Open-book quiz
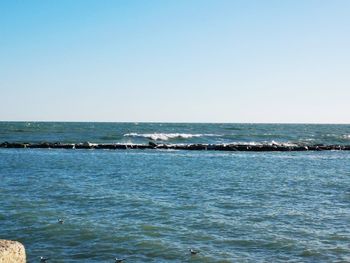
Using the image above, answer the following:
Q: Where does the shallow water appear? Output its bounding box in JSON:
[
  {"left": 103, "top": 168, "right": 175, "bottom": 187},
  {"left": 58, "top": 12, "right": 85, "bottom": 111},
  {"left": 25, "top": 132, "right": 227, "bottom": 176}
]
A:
[{"left": 1, "top": 123, "right": 350, "bottom": 262}]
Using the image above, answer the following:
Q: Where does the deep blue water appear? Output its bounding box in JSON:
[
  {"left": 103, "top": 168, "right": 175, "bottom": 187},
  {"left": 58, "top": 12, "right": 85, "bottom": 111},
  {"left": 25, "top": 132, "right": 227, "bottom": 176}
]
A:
[{"left": 0, "top": 122, "right": 350, "bottom": 262}]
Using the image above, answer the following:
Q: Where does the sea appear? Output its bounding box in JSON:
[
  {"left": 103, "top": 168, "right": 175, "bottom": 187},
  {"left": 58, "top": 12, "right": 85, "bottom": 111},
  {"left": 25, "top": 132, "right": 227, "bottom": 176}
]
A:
[{"left": 0, "top": 122, "right": 349, "bottom": 262}]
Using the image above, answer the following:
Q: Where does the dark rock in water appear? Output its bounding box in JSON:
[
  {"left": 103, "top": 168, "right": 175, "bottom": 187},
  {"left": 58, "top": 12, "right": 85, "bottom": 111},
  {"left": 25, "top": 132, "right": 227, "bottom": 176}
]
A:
[
  {"left": 154, "top": 144, "right": 167, "bottom": 149},
  {"left": 40, "top": 256, "right": 49, "bottom": 262},
  {"left": 82, "top": 141, "right": 91, "bottom": 147},
  {"left": 336, "top": 145, "right": 344, "bottom": 150},
  {"left": 0, "top": 141, "right": 9, "bottom": 147},
  {"left": 206, "top": 144, "right": 216, "bottom": 150},
  {"left": 97, "top": 144, "right": 117, "bottom": 149},
  {"left": 212, "top": 145, "right": 226, "bottom": 151},
  {"left": 1, "top": 141, "right": 350, "bottom": 152},
  {"left": 128, "top": 144, "right": 138, "bottom": 149},
  {"left": 60, "top": 144, "right": 74, "bottom": 149},
  {"left": 5, "top": 142, "right": 27, "bottom": 148},
  {"left": 307, "top": 145, "right": 324, "bottom": 151},
  {"left": 75, "top": 144, "right": 90, "bottom": 149},
  {"left": 186, "top": 144, "right": 207, "bottom": 150},
  {"left": 162, "top": 144, "right": 169, "bottom": 149},
  {"left": 28, "top": 143, "right": 45, "bottom": 148},
  {"left": 49, "top": 142, "right": 74, "bottom": 149},
  {"left": 255, "top": 145, "right": 271, "bottom": 151},
  {"left": 291, "top": 146, "right": 308, "bottom": 151},
  {"left": 232, "top": 145, "right": 244, "bottom": 151},
  {"left": 225, "top": 145, "right": 238, "bottom": 151},
  {"left": 314, "top": 144, "right": 324, "bottom": 147},
  {"left": 149, "top": 141, "right": 157, "bottom": 148},
  {"left": 138, "top": 145, "right": 152, "bottom": 149},
  {"left": 115, "top": 144, "right": 128, "bottom": 149},
  {"left": 75, "top": 142, "right": 96, "bottom": 149},
  {"left": 39, "top": 142, "right": 51, "bottom": 148},
  {"left": 173, "top": 145, "right": 188, "bottom": 150}
]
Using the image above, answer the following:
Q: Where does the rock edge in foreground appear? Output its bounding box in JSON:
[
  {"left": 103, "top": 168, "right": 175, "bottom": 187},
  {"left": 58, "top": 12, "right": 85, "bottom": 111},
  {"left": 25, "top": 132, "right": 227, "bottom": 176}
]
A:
[{"left": 0, "top": 239, "right": 26, "bottom": 263}]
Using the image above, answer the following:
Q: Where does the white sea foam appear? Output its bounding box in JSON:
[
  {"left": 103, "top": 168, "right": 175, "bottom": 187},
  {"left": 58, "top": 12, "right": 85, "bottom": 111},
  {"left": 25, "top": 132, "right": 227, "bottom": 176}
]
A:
[
  {"left": 225, "top": 141, "right": 299, "bottom": 147},
  {"left": 123, "top": 133, "right": 217, "bottom": 141},
  {"left": 269, "top": 140, "right": 298, "bottom": 147}
]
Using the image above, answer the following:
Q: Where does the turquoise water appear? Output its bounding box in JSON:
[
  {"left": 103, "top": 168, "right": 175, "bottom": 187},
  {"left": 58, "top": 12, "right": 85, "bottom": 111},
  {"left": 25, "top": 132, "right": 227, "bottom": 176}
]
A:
[{"left": 1, "top": 123, "right": 350, "bottom": 262}]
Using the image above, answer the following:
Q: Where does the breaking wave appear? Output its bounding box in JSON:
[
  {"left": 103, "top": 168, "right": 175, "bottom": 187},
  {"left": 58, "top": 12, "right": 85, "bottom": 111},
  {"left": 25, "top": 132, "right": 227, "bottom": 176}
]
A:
[
  {"left": 216, "top": 140, "right": 299, "bottom": 147},
  {"left": 123, "top": 133, "right": 218, "bottom": 141}
]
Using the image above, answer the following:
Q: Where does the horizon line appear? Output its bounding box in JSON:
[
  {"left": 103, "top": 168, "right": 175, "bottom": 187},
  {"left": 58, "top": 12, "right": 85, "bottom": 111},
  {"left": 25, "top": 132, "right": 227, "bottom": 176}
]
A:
[{"left": 0, "top": 120, "right": 349, "bottom": 125}]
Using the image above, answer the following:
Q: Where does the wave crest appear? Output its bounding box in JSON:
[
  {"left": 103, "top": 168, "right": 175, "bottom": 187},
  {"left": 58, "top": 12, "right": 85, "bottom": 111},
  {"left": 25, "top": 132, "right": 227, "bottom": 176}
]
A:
[{"left": 123, "top": 133, "right": 216, "bottom": 141}]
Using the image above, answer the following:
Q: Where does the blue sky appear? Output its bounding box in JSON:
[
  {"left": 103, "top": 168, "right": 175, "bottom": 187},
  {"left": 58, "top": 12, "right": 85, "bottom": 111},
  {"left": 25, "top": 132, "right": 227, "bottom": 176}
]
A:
[{"left": 1, "top": 0, "right": 349, "bottom": 123}]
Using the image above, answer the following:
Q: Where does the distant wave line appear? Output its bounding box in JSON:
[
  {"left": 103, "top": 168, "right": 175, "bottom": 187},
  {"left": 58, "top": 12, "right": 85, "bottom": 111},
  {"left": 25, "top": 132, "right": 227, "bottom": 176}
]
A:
[{"left": 123, "top": 133, "right": 220, "bottom": 141}]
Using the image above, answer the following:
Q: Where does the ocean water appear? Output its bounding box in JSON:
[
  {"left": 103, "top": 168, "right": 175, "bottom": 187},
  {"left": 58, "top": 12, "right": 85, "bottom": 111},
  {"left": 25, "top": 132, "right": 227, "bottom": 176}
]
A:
[
  {"left": 0, "top": 122, "right": 350, "bottom": 262},
  {"left": 1, "top": 122, "right": 350, "bottom": 146}
]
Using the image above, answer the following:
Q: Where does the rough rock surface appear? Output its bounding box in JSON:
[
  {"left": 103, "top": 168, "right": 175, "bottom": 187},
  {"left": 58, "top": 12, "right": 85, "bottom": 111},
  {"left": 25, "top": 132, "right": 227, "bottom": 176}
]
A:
[
  {"left": 0, "top": 240, "right": 26, "bottom": 263},
  {"left": 1, "top": 141, "right": 350, "bottom": 151}
]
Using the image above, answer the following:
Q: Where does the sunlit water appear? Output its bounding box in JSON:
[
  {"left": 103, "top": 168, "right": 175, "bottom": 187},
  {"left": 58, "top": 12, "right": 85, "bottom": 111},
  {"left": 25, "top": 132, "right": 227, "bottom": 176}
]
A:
[{"left": 1, "top": 123, "right": 350, "bottom": 262}]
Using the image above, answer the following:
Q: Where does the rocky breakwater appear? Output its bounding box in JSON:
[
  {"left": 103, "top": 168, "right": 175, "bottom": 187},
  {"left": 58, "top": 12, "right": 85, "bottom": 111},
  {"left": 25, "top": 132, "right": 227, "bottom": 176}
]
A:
[
  {"left": 0, "top": 239, "right": 26, "bottom": 263},
  {"left": 1, "top": 141, "right": 350, "bottom": 151}
]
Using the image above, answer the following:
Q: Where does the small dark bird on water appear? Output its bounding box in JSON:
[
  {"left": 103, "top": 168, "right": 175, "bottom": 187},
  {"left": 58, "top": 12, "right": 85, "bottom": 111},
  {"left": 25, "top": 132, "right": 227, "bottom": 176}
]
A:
[
  {"left": 40, "top": 256, "right": 49, "bottom": 262},
  {"left": 115, "top": 257, "right": 126, "bottom": 263},
  {"left": 58, "top": 218, "right": 64, "bottom": 224},
  {"left": 189, "top": 248, "right": 200, "bottom": 255}
]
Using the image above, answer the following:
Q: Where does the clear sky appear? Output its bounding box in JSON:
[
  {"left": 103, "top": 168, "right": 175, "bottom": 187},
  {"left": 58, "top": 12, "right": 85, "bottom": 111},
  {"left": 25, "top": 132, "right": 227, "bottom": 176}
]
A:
[{"left": 0, "top": 0, "right": 349, "bottom": 123}]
